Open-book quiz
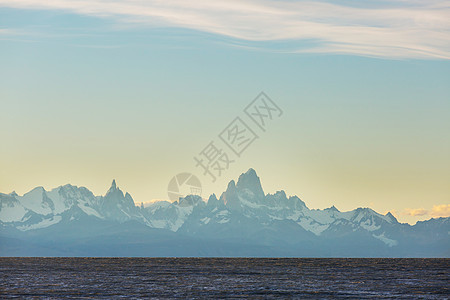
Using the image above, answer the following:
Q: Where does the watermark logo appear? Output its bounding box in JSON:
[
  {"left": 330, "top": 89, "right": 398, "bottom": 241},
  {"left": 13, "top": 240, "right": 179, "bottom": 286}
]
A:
[
  {"left": 245, "top": 92, "right": 283, "bottom": 131},
  {"left": 219, "top": 117, "right": 258, "bottom": 157},
  {"left": 167, "top": 173, "right": 202, "bottom": 201},
  {"left": 168, "top": 92, "right": 283, "bottom": 198},
  {"left": 194, "top": 141, "right": 235, "bottom": 183},
  {"left": 194, "top": 92, "right": 283, "bottom": 182}
]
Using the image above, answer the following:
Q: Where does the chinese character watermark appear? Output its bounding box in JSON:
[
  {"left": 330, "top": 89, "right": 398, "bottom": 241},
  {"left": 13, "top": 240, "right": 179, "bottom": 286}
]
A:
[
  {"left": 168, "top": 92, "right": 283, "bottom": 199},
  {"left": 245, "top": 92, "right": 283, "bottom": 131},
  {"left": 194, "top": 141, "right": 234, "bottom": 182},
  {"left": 167, "top": 172, "right": 202, "bottom": 201},
  {"left": 194, "top": 91, "right": 282, "bottom": 182},
  {"left": 219, "top": 117, "right": 258, "bottom": 157}
]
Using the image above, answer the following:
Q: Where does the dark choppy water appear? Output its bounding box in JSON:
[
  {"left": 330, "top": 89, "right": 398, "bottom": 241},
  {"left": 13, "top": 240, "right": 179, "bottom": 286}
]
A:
[{"left": 0, "top": 258, "right": 448, "bottom": 299}]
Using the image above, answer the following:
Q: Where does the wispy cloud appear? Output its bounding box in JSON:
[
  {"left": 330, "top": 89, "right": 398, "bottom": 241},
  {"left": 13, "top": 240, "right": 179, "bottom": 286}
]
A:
[
  {"left": 403, "top": 204, "right": 450, "bottom": 218},
  {"left": 404, "top": 208, "right": 429, "bottom": 217},
  {"left": 430, "top": 204, "right": 450, "bottom": 218},
  {"left": 0, "top": 0, "right": 449, "bottom": 59},
  {"left": 72, "top": 44, "right": 123, "bottom": 49},
  {"left": 0, "top": 28, "right": 22, "bottom": 35}
]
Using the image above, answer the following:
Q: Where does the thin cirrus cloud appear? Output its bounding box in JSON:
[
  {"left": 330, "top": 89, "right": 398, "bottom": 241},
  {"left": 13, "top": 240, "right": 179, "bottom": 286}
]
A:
[
  {"left": 404, "top": 208, "right": 429, "bottom": 217},
  {"left": 404, "top": 204, "right": 450, "bottom": 218},
  {"left": 0, "top": 0, "right": 449, "bottom": 59},
  {"left": 430, "top": 204, "right": 450, "bottom": 218}
]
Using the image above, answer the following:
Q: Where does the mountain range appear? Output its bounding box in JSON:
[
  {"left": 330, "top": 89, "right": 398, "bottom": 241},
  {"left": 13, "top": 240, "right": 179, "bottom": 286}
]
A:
[{"left": 1, "top": 169, "right": 448, "bottom": 257}]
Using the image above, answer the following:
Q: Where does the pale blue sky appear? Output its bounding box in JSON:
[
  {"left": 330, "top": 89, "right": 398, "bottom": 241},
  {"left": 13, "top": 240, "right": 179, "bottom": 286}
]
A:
[{"left": 1, "top": 1, "right": 449, "bottom": 224}]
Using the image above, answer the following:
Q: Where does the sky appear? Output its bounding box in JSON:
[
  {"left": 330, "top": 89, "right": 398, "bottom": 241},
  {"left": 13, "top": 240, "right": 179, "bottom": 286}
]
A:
[{"left": 0, "top": 0, "right": 449, "bottom": 224}]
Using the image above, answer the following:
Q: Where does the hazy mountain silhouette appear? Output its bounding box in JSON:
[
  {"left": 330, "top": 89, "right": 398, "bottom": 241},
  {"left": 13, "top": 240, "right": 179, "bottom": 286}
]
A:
[{"left": 1, "top": 169, "right": 448, "bottom": 257}]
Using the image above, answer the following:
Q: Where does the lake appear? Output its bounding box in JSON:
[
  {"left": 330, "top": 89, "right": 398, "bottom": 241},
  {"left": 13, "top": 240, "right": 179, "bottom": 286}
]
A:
[{"left": 1, "top": 258, "right": 448, "bottom": 298}]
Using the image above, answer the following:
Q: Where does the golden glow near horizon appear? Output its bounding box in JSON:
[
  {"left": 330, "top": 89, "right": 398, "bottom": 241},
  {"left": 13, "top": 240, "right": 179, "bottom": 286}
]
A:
[{"left": 0, "top": 1, "right": 449, "bottom": 225}]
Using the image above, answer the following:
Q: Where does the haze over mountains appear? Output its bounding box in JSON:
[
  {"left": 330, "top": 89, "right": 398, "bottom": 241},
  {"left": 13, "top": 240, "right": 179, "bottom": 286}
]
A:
[{"left": 1, "top": 169, "right": 448, "bottom": 257}]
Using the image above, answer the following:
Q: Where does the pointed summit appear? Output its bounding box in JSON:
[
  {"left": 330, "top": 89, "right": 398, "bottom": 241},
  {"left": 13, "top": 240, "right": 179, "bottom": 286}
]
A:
[
  {"left": 221, "top": 180, "right": 237, "bottom": 204},
  {"left": 326, "top": 205, "right": 339, "bottom": 212},
  {"left": 106, "top": 179, "right": 121, "bottom": 196},
  {"left": 207, "top": 194, "right": 218, "bottom": 207},
  {"left": 101, "top": 180, "right": 141, "bottom": 222},
  {"left": 236, "top": 168, "right": 264, "bottom": 199},
  {"left": 221, "top": 179, "right": 241, "bottom": 211},
  {"left": 385, "top": 211, "right": 399, "bottom": 224}
]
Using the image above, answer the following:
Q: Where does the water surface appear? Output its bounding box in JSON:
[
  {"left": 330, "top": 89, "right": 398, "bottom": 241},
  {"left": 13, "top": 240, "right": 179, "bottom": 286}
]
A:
[{"left": 1, "top": 258, "right": 448, "bottom": 298}]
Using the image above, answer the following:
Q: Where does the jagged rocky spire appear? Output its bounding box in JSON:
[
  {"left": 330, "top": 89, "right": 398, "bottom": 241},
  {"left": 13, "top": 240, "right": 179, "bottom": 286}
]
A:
[{"left": 236, "top": 168, "right": 265, "bottom": 199}]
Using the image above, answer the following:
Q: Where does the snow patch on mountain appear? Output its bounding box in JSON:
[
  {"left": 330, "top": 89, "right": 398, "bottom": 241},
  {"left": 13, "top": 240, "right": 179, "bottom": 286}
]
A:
[
  {"left": 146, "top": 195, "right": 204, "bottom": 231},
  {"left": 2, "top": 168, "right": 447, "bottom": 256},
  {"left": 373, "top": 232, "right": 398, "bottom": 247},
  {"left": 0, "top": 194, "right": 28, "bottom": 222},
  {"left": 200, "top": 217, "right": 211, "bottom": 224},
  {"left": 296, "top": 218, "right": 330, "bottom": 235},
  {"left": 18, "top": 216, "right": 62, "bottom": 231},
  {"left": 20, "top": 187, "right": 53, "bottom": 216}
]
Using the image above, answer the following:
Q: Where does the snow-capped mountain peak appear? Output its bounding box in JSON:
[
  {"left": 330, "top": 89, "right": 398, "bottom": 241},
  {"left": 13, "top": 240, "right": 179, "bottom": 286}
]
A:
[
  {"left": 385, "top": 211, "right": 399, "bottom": 224},
  {"left": 1, "top": 169, "right": 448, "bottom": 257},
  {"left": 105, "top": 179, "right": 121, "bottom": 196},
  {"left": 220, "top": 180, "right": 241, "bottom": 211},
  {"left": 178, "top": 195, "right": 204, "bottom": 207},
  {"left": 326, "top": 205, "right": 339, "bottom": 212},
  {"left": 236, "top": 168, "right": 265, "bottom": 199}
]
